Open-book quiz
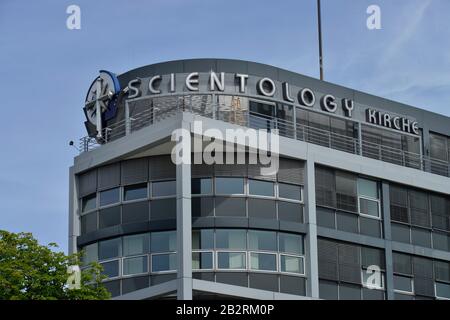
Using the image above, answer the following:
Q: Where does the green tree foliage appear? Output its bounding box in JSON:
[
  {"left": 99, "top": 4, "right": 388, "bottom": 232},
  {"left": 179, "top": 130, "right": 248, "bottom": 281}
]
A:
[{"left": 0, "top": 230, "right": 110, "bottom": 300}]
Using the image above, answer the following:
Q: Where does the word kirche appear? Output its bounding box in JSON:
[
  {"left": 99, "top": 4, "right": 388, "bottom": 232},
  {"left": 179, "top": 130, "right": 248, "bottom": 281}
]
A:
[{"left": 126, "top": 71, "right": 419, "bottom": 135}]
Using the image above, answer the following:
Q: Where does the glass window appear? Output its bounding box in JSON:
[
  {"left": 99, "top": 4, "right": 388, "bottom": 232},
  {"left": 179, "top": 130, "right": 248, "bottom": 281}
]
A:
[
  {"left": 123, "top": 256, "right": 148, "bottom": 275},
  {"left": 99, "top": 188, "right": 120, "bottom": 207},
  {"left": 278, "top": 201, "right": 303, "bottom": 223},
  {"left": 151, "top": 231, "right": 176, "bottom": 253},
  {"left": 281, "top": 255, "right": 304, "bottom": 274},
  {"left": 358, "top": 178, "right": 378, "bottom": 199},
  {"left": 359, "top": 198, "right": 379, "bottom": 217},
  {"left": 435, "top": 282, "right": 450, "bottom": 299},
  {"left": 192, "top": 229, "right": 214, "bottom": 250},
  {"left": 82, "top": 243, "right": 98, "bottom": 265},
  {"left": 394, "top": 275, "right": 413, "bottom": 293},
  {"left": 124, "top": 183, "right": 147, "bottom": 201},
  {"left": 98, "top": 206, "right": 121, "bottom": 229},
  {"left": 214, "top": 197, "right": 246, "bottom": 217},
  {"left": 278, "top": 183, "right": 302, "bottom": 201},
  {"left": 152, "top": 253, "right": 176, "bottom": 272},
  {"left": 215, "top": 177, "right": 244, "bottom": 194},
  {"left": 123, "top": 234, "right": 148, "bottom": 256},
  {"left": 100, "top": 260, "right": 119, "bottom": 278},
  {"left": 217, "top": 252, "right": 246, "bottom": 269},
  {"left": 279, "top": 233, "right": 303, "bottom": 255},
  {"left": 122, "top": 201, "right": 149, "bottom": 224},
  {"left": 192, "top": 252, "right": 213, "bottom": 270},
  {"left": 248, "top": 230, "right": 277, "bottom": 251},
  {"left": 98, "top": 238, "right": 122, "bottom": 260},
  {"left": 192, "top": 197, "right": 214, "bottom": 217},
  {"left": 250, "top": 252, "right": 277, "bottom": 271},
  {"left": 82, "top": 194, "right": 97, "bottom": 212},
  {"left": 150, "top": 199, "right": 176, "bottom": 220},
  {"left": 248, "top": 179, "right": 274, "bottom": 197},
  {"left": 335, "top": 172, "right": 357, "bottom": 212},
  {"left": 430, "top": 133, "right": 448, "bottom": 161},
  {"left": 81, "top": 212, "right": 97, "bottom": 234},
  {"left": 152, "top": 180, "right": 176, "bottom": 197},
  {"left": 248, "top": 199, "right": 276, "bottom": 219},
  {"left": 192, "top": 178, "right": 212, "bottom": 195},
  {"left": 216, "top": 229, "right": 246, "bottom": 249}
]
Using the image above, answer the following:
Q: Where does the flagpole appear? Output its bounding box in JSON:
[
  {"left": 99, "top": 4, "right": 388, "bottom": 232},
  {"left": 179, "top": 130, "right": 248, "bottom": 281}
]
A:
[{"left": 317, "top": 0, "right": 324, "bottom": 80}]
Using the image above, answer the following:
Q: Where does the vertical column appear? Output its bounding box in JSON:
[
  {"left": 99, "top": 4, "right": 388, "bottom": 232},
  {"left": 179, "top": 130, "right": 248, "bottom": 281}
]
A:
[
  {"left": 176, "top": 120, "right": 193, "bottom": 300},
  {"left": 382, "top": 181, "right": 395, "bottom": 300},
  {"left": 125, "top": 101, "right": 131, "bottom": 135},
  {"left": 68, "top": 166, "right": 79, "bottom": 255},
  {"left": 304, "top": 155, "right": 319, "bottom": 298}
]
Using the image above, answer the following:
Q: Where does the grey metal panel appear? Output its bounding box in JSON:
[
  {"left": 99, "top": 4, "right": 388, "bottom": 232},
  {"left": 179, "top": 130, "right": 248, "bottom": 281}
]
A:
[
  {"left": 121, "top": 158, "right": 148, "bottom": 184},
  {"left": 277, "top": 158, "right": 304, "bottom": 185},
  {"left": 191, "top": 163, "right": 214, "bottom": 177},
  {"left": 78, "top": 169, "right": 97, "bottom": 197},
  {"left": 214, "top": 163, "right": 247, "bottom": 177},
  {"left": 249, "top": 273, "right": 278, "bottom": 292},
  {"left": 149, "top": 155, "right": 175, "bottom": 180},
  {"left": 278, "top": 221, "right": 307, "bottom": 234},
  {"left": 191, "top": 217, "right": 215, "bottom": 229},
  {"left": 215, "top": 272, "right": 248, "bottom": 287},
  {"left": 248, "top": 218, "right": 279, "bottom": 230},
  {"left": 98, "top": 163, "right": 121, "bottom": 190},
  {"left": 214, "top": 217, "right": 249, "bottom": 229}
]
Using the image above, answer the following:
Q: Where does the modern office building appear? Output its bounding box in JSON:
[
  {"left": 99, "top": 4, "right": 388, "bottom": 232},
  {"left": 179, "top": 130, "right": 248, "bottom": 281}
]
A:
[{"left": 69, "top": 58, "right": 450, "bottom": 300}]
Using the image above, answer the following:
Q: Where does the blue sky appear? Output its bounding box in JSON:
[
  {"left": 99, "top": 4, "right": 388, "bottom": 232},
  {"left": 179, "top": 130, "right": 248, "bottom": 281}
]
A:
[{"left": 0, "top": 0, "right": 449, "bottom": 253}]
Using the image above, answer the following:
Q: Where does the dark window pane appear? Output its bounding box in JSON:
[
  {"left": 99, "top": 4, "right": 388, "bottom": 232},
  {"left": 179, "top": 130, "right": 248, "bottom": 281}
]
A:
[
  {"left": 434, "top": 261, "right": 450, "bottom": 282},
  {"left": 124, "top": 183, "right": 147, "bottom": 201},
  {"left": 215, "top": 197, "right": 246, "bottom": 217},
  {"left": 430, "top": 133, "right": 448, "bottom": 161},
  {"left": 411, "top": 227, "right": 432, "bottom": 248},
  {"left": 391, "top": 223, "right": 410, "bottom": 243},
  {"left": 248, "top": 230, "right": 277, "bottom": 251},
  {"left": 394, "top": 293, "right": 414, "bottom": 300},
  {"left": 409, "top": 190, "right": 430, "bottom": 227},
  {"left": 99, "top": 188, "right": 120, "bottom": 207},
  {"left": 122, "top": 201, "right": 148, "bottom": 224},
  {"left": 335, "top": 172, "right": 357, "bottom": 212},
  {"left": 82, "top": 243, "right": 98, "bottom": 265},
  {"left": 248, "top": 198, "right": 276, "bottom": 219},
  {"left": 362, "top": 288, "right": 384, "bottom": 300},
  {"left": 315, "top": 167, "right": 336, "bottom": 207},
  {"left": 339, "top": 283, "right": 361, "bottom": 300},
  {"left": 394, "top": 275, "right": 413, "bottom": 292},
  {"left": 82, "top": 193, "right": 97, "bottom": 212},
  {"left": 319, "top": 280, "right": 338, "bottom": 300},
  {"left": 431, "top": 195, "right": 450, "bottom": 231},
  {"left": 123, "top": 256, "right": 148, "bottom": 275},
  {"left": 359, "top": 217, "right": 381, "bottom": 238},
  {"left": 278, "top": 183, "right": 301, "bottom": 201},
  {"left": 192, "top": 178, "right": 212, "bottom": 194},
  {"left": 191, "top": 197, "right": 214, "bottom": 217},
  {"left": 192, "top": 229, "right": 214, "bottom": 250},
  {"left": 122, "top": 276, "right": 149, "bottom": 295},
  {"left": 123, "top": 234, "right": 148, "bottom": 256},
  {"left": 152, "top": 180, "right": 176, "bottom": 197},
  {"left": 98, "top": 206, "right": 121, "bottom": 229},
  {"left": 248, "top": 179, "right": 274, "bottom": 197},
  {"left": 81, "top": 212, "right": 97, "bottom": 234},
  {"left": 101, "top": 260, "right": 119, "bottom": 278},
  {"left": 278, "top": 201, "right": 303, "bottom": 223},
  {"left": 280, "top": 275, "right": 306, "bottom": 296},
  {"left": 103, "top": 280, "right": 121, "bottom": 297},
  {"left": 150, "top": 199, "right": 176, "bottom": 220},
  {"left": 336, "top": 211, "right": 358, "bottom": 233},
  {"left": 250, "top": 252, "right": 277, "bottom": 271},
  {"left": 433, "top": 232, "right": 450, "bottom": 251},
  {"left": 215, "top": 177, "right": 244, "bottom": 194},
  {"left": 279, "top": 233, "right": 303, "bottom": 255},
  {"left": 393, "top": 252, "right": 412, "bottom": 275},
  {"left": 192, "top": 252, "right": 213, "bottom": 270},
  {"left": 217, "top": 252, "right": 246, "bottom": 269},
  {"left": 151, "top": 231, "right": 176, "bottom": 252},
  {"left": 152, "top": 253, "right": 176, "bottom": 272},
  {"left": 216, "top": 229, "right": 246, "bottom": 249},
  {"left": 99, "top": 238, "right": 121, "bottom": 260},
  {"left": 316, "top": 207, "right": 335, "bottom": 229},
  {"left": 390, "top": 185, "right": 409, "bottom": 223},
  {"left": 361, "top": 247, "right": 385, "bottom": 269}
]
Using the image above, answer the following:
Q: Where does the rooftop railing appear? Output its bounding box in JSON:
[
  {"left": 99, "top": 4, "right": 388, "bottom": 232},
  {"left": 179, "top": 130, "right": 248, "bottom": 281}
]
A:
[{"left": 78, "top": 94, "right": 450, "bottom": 179}]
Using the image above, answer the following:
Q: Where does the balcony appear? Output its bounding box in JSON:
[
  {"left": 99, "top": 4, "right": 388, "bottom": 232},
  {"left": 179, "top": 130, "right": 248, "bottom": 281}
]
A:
[{"left": 78, "top": 94, "right": 450, "bottom": 178}]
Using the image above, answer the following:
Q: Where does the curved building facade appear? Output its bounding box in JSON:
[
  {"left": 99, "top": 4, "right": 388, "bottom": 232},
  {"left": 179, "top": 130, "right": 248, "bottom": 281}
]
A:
[{"left": 70, "top": 59, "right": 450, "bottom": 300}]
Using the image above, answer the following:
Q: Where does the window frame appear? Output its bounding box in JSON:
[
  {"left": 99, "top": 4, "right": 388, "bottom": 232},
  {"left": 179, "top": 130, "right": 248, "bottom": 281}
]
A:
[
  {"left": 216, "top": 250, "right": 247, "bottom": 271},
  {"left": 248, "top": 251, "right": 278, "bottom": 273},
  {"left": 122, "top": 254, "right": 149, "bottom": 277},
  {"left": 99, "top": 258, "right": 121, "bottom": 279},
  {"left": 123, "top": 182, "right": 149, "bottom": 203},
  {"left": 214, "top": 177, "right": 245, "bottom": 196},
  {"left": 150, "top": 179, "right": 176, "bottom": 199},
  {"left": 279, "top": 254, "right": 306, "bottom": 276},
  {"left": 435, "top": 281, "right": 450, "bottom": 300},
  {"left": 99, "top": 187, "right": 121, "bottom": 208},
  {"left": 150, "top": 252, "right": 177, "bottom": 274},
  {"left": 81, "top": 193, "right": 98, "bottom": 214},
  {"left": 277, "top": 182, "right": 303, "bottom": 203},
  {"left": 192, "top": 250, "right": 214, "bottom": 271},
  {"left": 393, "top": 274, "right": 415, "bottom": 295},
  {"left": 247, "top": 178, "right": 275, "bottom": 199},
  {"left": 357, "top": 178, "right": 381, "bottom": 220}
]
